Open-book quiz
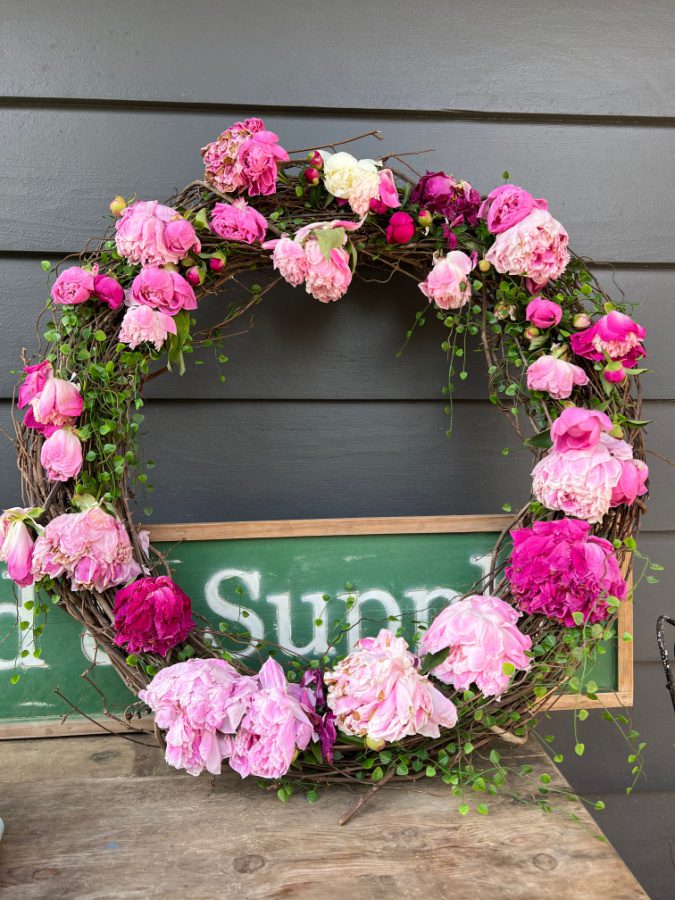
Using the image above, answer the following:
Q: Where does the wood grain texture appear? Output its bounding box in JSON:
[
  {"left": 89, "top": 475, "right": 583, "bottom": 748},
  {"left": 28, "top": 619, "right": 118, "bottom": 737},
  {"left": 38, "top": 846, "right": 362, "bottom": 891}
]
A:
[
  {"left": 3, "top": 0, "right": 675, "bottom": 119},
  {"left": 1, "top": 108, "right": 674, "bottom": 261},
  {"left": 0, "top": 736, "right": 647, "bottom": 899}
]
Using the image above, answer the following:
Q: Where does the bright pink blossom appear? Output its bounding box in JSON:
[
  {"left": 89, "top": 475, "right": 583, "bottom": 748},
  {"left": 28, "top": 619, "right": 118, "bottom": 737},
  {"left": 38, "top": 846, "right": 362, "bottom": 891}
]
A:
[
  {"left": 419, "top": 595, "right": 531, "bottom": 699},
  {"left": 324, "top": 629, "right": 457, "bottom": 743},
  {"left": 526, "top": 297, "right": 562, "bottom": 329},
  {"left": 40, "top": 427, "right": 83, "bottom": 482},
  {"left": 385, "top": 211, "right": 415, "bottom": 244},
  {"left": 550, "top": 406, "right": 612, "bottom": 452},
  {"left": 210, "top": 198, "right": 268, "bottom": 244},
  {"left": 18, "top": 361, "right": 52, "bottom": 411},
  {"left": 229, "top": 658, "right": 315, "bottom": 779},
  {"left": 114, "top": 576, "right": 194, "bottom": 656},
  {"left": 140, "top": 659, "right": 257, "bottom": 776},
  {"left": 507, "top": 518, "right": 627, "bottom": 626},
  {"left": 93, "top": 273, "right": 125, "bottom": 310},
  {"left": 31, "top": 502, "right": 144, "bottom": 592},
  {"left": 115, "top": 200, "right": 201, "bottom": 267},
  {"left": 526, "top": 355, "right": 589, "bottom": 399},
  {"left": 131, "top": 267, "right": 197, "bottom": 316},
  {"left": 571, "top": 311, "right": 646, "bottom": 377},
  {"left": 201, "top": 118, "right": 289, "bottom": 197},
  {"left": 485, "top": 209, "right": 570, "bottom": 282},
  {"left": 303, "top": 238, "right": 352, "bottom": 303},
  {"left": 419, "top": 251, "right": 473, "bottom": 310},
  {"left": 603, "top": 434, "right": 649, "bottom": 506},
  {"left": 50, "top": 266, "right": 95, "bottom": 306},
  {"left": 119, "top": 305, "right": 177, "bottom": 350},
  {"left": 410, "top": 172, "right": 481, "bottom": 226},
  {"left": 0, "top": 508, "right": 36, "bottom": 587},
  {"left": 30, "top": 377, "right": 83, "bottom": 433},
  {"left": 479, "top": 184, "right": 548, "bottom": 234}
]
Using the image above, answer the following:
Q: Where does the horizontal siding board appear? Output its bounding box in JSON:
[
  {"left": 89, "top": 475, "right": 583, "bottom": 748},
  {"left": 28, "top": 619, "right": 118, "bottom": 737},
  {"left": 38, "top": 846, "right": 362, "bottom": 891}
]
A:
[
  {"left": 1, "top": 109, "right": 674, "bottom": 261},
  {"left": 630, "top": 533, "right": 675, "bottom": 662},
  {"left": 2, "top": 261, "right": 672, "bottom": 402},
  {"left": 4, "top": 1, "right": 675, "bottom": 119}
]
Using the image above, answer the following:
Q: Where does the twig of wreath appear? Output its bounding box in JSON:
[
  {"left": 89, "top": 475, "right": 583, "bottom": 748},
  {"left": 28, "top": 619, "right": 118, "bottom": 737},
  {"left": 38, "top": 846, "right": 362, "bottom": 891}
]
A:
[{"left": 1, "top": 119, "right": 651, "bottom": 822}]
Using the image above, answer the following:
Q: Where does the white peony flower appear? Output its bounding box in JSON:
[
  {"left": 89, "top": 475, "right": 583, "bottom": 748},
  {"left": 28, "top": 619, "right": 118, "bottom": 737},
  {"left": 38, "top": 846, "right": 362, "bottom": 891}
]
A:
[{"left": 321, "top": 151, "right": 379, "bottom": 199}]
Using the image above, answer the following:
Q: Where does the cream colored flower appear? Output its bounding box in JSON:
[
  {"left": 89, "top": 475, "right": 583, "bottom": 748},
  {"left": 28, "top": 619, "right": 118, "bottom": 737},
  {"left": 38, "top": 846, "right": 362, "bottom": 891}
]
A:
[{"left": 321, "top": 151, "right": 378, "bottom": 199}]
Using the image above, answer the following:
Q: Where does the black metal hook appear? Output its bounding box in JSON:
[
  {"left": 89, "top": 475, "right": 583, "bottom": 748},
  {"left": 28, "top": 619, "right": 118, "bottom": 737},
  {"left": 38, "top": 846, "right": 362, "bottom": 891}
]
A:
[{"left": 656, "top": 615, "right": 675, "bottom": 714}]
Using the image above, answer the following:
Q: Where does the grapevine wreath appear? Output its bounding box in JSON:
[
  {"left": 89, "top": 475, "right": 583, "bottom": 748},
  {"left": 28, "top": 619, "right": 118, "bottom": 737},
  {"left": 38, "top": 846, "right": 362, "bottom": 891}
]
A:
[{"left": 3, "top": 121, "right": 653, "bottom": 823}]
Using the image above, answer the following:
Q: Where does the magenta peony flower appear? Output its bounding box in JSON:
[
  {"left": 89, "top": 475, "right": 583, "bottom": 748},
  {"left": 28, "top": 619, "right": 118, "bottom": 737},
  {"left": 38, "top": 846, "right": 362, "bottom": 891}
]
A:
[
  {"left": 119, "top": 305, "right": 177, "bottom": 350},
  {"left": 419, "top": 595, "right": 531, "bottom": 699},
  {"left": 506, "top": 518, "right": 627, "bottom": 626},
  {"left": 478, "top": 184, "right": 548, "bottom": 234},
  {"left": 411, "top": 171, "right": 481, "bottom": 225},
  {"left": 0, "top": 508, "right": 36, "bottom": 587},
  {"left": 201, "top": 118, "right": 288, "bottom": 197},
  {"left": 93, "top": 273, "right": 124, "bottom": 310},
  {"left": 113, "top": 576, "right": 194, "bottom": 656},
  {"left": 18, "top": 361, "right": 52, "bottom": 411},
  {"left": 324, "top": 629, "right": 457, "bottom": 743},
  {"left": 303, "top": 238, "right": 352, "bottom": 303},
  {"left": 140, "top": 659, "right": 258, "bottom": 776},
  {"left": 294, "top": 669, "right": 337, "bottom": 763},
  {"left": 30, "top": 376, "right": 83, "bottom": 434},
  {"left": 51, "top": 266, "right": 95, "bottom": 306},
  {"left": 229, "top": 657, "right": 316, "bottom": 779},
  {"left": 31, "top": 501, "right": 144, "bottom": 592},
  {"left": 115, "top": 200, "right": 200, "bottom": 267},
  {"left": 526, "top": 297, "right": 562, "bottom": 329},
  {"left": 385, "top": 211, "right": 415, "bottom": 244},
  {"left": 419, "top": 251, "right": 474, "bottom": 310},
  {"left": 526, "top": 355, "right": 589, "bottom": 399},
  {"left": 485, "top": 209, "right": 570, "bottom": 283},
  {"left": 550, "top": 406, "right": 612, "bottom": 452},
  {"left": 209, "top": 198, "right": 268, "bottom": 244},
  {"left": 264, "top": 236, "right": 308, "bottom": 287},
  {"left": 571, "top": 311, "right": 646, "bottom": 378},
  {"left": 131, "top": 267, "right": 197, "bottom": 316},
  {"left": 40, "top": 427, "right": 83, "bottom": 482}
]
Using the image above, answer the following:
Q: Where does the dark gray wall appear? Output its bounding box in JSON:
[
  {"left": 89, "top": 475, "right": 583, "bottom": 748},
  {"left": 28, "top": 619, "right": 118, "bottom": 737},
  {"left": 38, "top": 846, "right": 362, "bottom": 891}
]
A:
[{"left": 2, "top": 3, "right": 674, "bottom": 894}]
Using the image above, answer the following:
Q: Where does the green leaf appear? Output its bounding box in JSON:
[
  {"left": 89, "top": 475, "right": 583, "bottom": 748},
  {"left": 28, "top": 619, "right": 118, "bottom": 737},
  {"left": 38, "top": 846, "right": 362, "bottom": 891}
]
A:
[
  {"left": 420, "top": 646, "right": 450, "bottom": 675},
  {"left": 166, "top": 309, "right": 191, "bottom": 376},
  {"left": 524, "top": 429, "right": 553, "bottom": 450},
  {"left": 458, "top": 803, "right": 470, "bottom": 816},
  {"left": 574, "top": 743, "right": 585, "bottom": 756},
  {"left": 306, "top": 789, "right": 319, "bottom": 804},
  {"left": 476, "top": 803, "right": 489, "bottom": 815},
  {"left": 193, "top": 208, "right": 209, "bottom": 230},
  {"left": 41, "top": 260, "right": 51, "bottom": 271},
  {"left": 315, "top": 226, "right": 345, "bottom": 261},
  {"left": 94, "top": 330, "right": 107, "bottom": 342},
  {"left": 489, "top": 749, "right": 501, "bottom": 766},
  {"left": 502, "top": 661, "right": 515, "bottom": 676},
  {"left": 10, "top": 674, "right": 20, "bottom": 685},
  {"left": 371, "top": 766, "right": 384, "bottom": 782}
]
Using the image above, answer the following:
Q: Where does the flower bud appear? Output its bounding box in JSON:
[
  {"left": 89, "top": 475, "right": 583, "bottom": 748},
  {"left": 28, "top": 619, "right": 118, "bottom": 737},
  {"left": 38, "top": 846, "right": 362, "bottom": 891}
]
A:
[
  {"left": 304, "top": 167, "right": 320, "bottom": 186},
  {"left": 307, "top": 150, "right": 323, "bottom": 169},
  {"left": 573, "top": 313, "right": 592, "bottom": 330},
  {"left": 417, "top": 209, "right": 433, "bottom": 228},
  {"left": 494, "top": 301, "right": 515, "bottom": 321},
  {"left": 186, "top": 266, "right": 203, "bottom": 286},
  {"left": 603, "top": 361, "right": 627, "bottom": 383},
  {"left": 365, "top": 736, "right": 386, "bottom": 752},
  {"left": 369, "top": 197, "right": 387, "bottom": 215},
  {"left": 524, "top": 326, "right": 541, "bottom": 342},
  {"left": 551, "top": 343, "right": 569, "bottom": 359},
  {"left": 209, "top": 255, "right": 226, "bottom": 273},
  {"left": 109, "top": 195, "right": 127, "bottom": 218},
  {"left": 610, "top": 423, "right": 625, "bottom": 439},
  {"left": 478, "top": 259, "right": 491, "bottom": 273}
]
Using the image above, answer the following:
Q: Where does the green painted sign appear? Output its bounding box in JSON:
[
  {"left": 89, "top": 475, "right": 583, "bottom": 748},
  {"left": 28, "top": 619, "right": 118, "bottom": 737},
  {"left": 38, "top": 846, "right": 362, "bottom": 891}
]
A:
[{"left": 0, "top": 528, "right": 620, "bottom": 732}]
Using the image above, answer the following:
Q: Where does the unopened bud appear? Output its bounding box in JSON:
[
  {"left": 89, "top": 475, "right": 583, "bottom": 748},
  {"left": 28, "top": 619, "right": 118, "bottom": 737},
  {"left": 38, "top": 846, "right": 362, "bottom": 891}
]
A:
[
  {"left": 304, "top": 167, "right": 320, "bottom": 186},
  {"left": 524, "top": 326, "right": 541, "bottom": 341},
  {"left": 209, "top": 255, "right": 226, "bottom": 273},
  {"left": 186, "top": 266, "right": 203, "bottom": 286},
  {"left": 610, "top": 423, "right": 625, "bottom": 439},
  {"left": 572, "top": 313, "right": 592, "bottom": 330},
  {"left": 365, "top": 736, "right": 386, "bottom": 752},
  {"left": 417, "top": 209, "right": 433, "bottom": 228},
  {"left": 604, "top": 362, "right": 627, "bottom": 384},
  {"left": 478, "top": 259, "right": 491, "bottom": 273},
  {"left": 307, "top": 150, "right": 324, "bottom": 169},
  {"left": 109, "top": 195, "right": 127, "bottom": 217}
]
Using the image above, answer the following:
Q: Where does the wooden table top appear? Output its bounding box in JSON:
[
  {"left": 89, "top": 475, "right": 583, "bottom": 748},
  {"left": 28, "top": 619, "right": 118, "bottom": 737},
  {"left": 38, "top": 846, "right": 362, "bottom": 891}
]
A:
[{"left": 0, "top": 735, "right": 645, "bottom": 899}]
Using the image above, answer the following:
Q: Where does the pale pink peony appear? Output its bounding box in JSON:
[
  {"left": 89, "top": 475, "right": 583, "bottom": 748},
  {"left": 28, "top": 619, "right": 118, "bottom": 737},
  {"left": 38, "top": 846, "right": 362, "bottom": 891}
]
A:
[
  {"left": 115, "top": 200, "right": 201, "bottom": 267},
  {"left": 229, "top": 658, "right": 315, "bottom": 779},
  {"left": 550, "top": 406, "right": 612, "bottom": 452},
  {"left": 0, "top": 508, "right": 36, "bottom": 587},
  {"left": 51, "top": 266, "right": 95, "bottom": 305},
  {"left": 348, "top": 168, "right": 399, "bottom": 217},
  {"left": 264, "top": 236, "right": 308, "bottom": 287},
  {"left": 479, "top": 184, "right": 548, "bottom": 234},
  {"left": 140, "top": 659, "right": 258, "bottom": 776},
  {"left": 419, "top": 595, "right": 532, "bottom": 698},
  {"left": 130, "top": 267, "right": 197, "bottom": 316},
  {"left": 324, "top": 629, "right": 457, "bottom": 743},
  {"left": 30, "top": 376, "right": 83, "bottom": 433},
  {"left": 31, "top": 501, "right": 144, "bottom": 592},
  {"left": 210, "top": 198, "right": 268, "bottom": 244},
  {"left": 485, "top": 208, "right": 570, "bottom": 282},
  {"left": 303, "top": 238, "right": 352, "bottom": 303},
  {"left": 201, "top": 118, "right": 288, "bottom": 197},
  {"left": 526, "top": 355, "right": 589, "bottom": 399},
  {"left": 40, "top": 427, "right": 83, "bottom": 482},
  {"left": 119, "top": 305, "right": 177, "bottom": 350},
  {"left": 418, "top": 251, "right": 474, "bottom": 310}
]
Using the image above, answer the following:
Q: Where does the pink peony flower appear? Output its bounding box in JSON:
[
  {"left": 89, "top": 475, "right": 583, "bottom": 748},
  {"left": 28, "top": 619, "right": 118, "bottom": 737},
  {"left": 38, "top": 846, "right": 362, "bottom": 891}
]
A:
[
  {"left": 419, "top": 251, "right": 474, "bottom": 310},
  {"left": 50, "top": 266, "right": 95, "bottom": 306},
  {"left": 113, "top": 576, "right": 194, "bottom": 656},
  {"left": 410, "top": 172, "right": 482, "bottom": 226},
  {"left": 18, "top": 361, "right": 52, "bottom": 411},
  {"left": 201, "top": 118, "right": 288, "bottom": 197},
  {"left": 550, "top": 406, "right": 612, "bottom": 452},
  {"left": 526, "top": 297, "right": 562, "bottom": 329},
  {"left": 119, "top": 305, "right": 177, "bottom": 350},
  {"left": 526, "top": 355, "right": 589, "bottom": 399},
  {"left": 209, "top": 198, "right": 268, "bottom": 244},
  {"left": 479, "top": 184, "right": 548, "bottom": 234},
  {"left": 30, "top": 376, "right": 83, "bottom": 433},
  {"left": 140, "top": 659, "right": 257, "bottom": 776},
  {"left": 229, "top": 658, "right": 315, "bottom": 779},
  {"left": 131, "top": 267, "right": 197, "bottom": 316},
  {"left": 40, "top": 427, "right": 83, "bottom": 482},
  {"left": 93, "top": 273, "right": 125, "bottom": 310},
  {"left": 0, "top": 508, "right": 36, "bottom": 587},
  {"left": 264, "top": 236, "right": 308, "bottom": 287},
  {"left": 324, "top": 629, "right": 457, "bottom": 743},
  {"left": 385, "top": 211, "right": 415, "bottom": 244},
  {"left": 570, "top": 311, "right": 646, "bottom": 375},
  {"left": 303, "top": 238, "right": 352, "bottom": 303},
  {"left": 31, "top": 501, "right": 144, "bottom": 592},
  {"left": 603, "top": 434, "right": 649, "bottom": 506},
  {"left": 378, "top": 169, "right": 400, "bottom": 209},
  {"left": 419, "top": 595, "right": 531, "bottom": 698},
  {"left": 485, "top": 209, "right": 570, "bottom": 282},
  {"left": 506, "top": 518, "right": 627, "bottom": 626},
  {"left": 115, "top": 200, "right": 201, "bottom": 267}
]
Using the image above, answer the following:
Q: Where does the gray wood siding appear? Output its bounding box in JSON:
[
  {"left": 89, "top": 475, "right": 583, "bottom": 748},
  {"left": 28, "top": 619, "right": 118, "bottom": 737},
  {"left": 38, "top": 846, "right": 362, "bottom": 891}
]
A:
[{"left": 1, "top": 4, "right": 674, "bottom": 895}]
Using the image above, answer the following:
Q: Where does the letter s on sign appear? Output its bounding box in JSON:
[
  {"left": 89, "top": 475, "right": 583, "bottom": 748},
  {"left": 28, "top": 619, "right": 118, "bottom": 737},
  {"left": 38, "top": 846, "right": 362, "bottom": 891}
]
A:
[{"left": 204, "top": 569, "right": 265, "bottom": 658}]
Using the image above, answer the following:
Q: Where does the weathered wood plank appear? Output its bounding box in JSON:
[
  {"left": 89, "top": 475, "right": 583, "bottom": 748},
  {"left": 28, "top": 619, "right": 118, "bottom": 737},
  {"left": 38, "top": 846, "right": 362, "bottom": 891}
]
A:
[
  {"left": 1, "top": 109, "right": 674, "bottom": 260},
  {"left": 0, "top": 736, "right": 647, "bottom": 899},
  {"left": 3, "top": 0, "right": 675, "bottom": 119}
]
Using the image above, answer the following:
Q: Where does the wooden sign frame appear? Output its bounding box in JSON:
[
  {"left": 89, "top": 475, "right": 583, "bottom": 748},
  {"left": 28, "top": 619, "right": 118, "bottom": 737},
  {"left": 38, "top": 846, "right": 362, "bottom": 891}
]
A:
[{"left": 1, "top": 514, "right": 633, "bottom": 738}]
